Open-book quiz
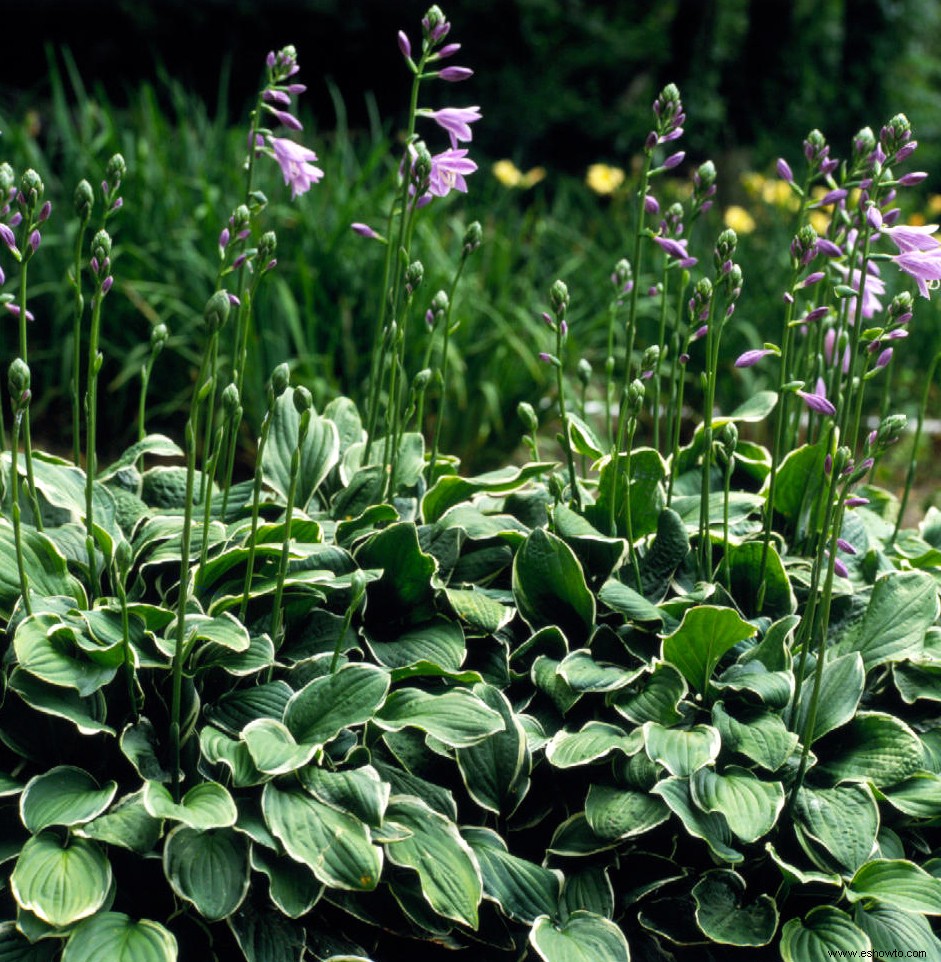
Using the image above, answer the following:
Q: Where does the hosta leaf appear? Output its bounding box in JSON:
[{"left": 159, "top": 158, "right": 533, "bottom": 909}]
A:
[
  {"left": 585, "top": 785, "right": 669, "bottom": 840},
  {"left": 163, "top": 826, "right": 249, "bottom": 920},
  {"left": 11, "top": 832, "right": 111, "bottom": 927},
  {"left": 712, "top": 661, "right": 793, "bottom": 709},
  {"left": 464, "top": 827, "right": 561, "bottom": 925},
  {"left": 661, "top": 605, "right": 756, "bottom": 695},
  {"left": 0, "top": 518, "right": 85, "bottom": 619},
  {"left": 552, "top": 504, "right": 626, "bottom": 583},
  {"left": 364, "top": 617, "right": 464, "bottom": 672},
  {"left": 780, "top": 907, "right": 870, "bottom": 962},
  {"left": 588, "top": 448, "right": 666, "bottom": 542},
  {"left": 262, "top": 388, "right": 340, "bottom": 510},
  {"left": 837, "top": 569, "right": 939, "bottom": 670},
  {"left": 651, "top": 777, "right": 742, "bottom": 863},
  {"left": 421, "top": 462, "right": 556, "bottom": 524},
  {"left": 547, "top": 813, "right": 619, "bottom": 857},
  {"left": 529, "top": 910, "right": 630, "bottom": 962},
  {"left": 8, "top": 670, "right": 114, "bottom": 737},
  {"left": 638, "top": 507, "right": 689, "bottom": 601},
  {"left": 283, "top": 663, "right": 390, "bottom": 746},
  {"left": 262, "top": 783, "right": 381, "bottom": 891},
  {"left": 375, "top": 687, "right": 504, "bottom": 748},
  {"left": 76, "top": 791, "right": 162, "bottom": 855},
  {"left": 817, "top": 712, "right": 924, "bottom": 787},
  {"left": 597, "top": 579, "right": 663, "bottom": 626},
  {"left": 241, "top": 719, "right": 319, "bottom": 775},
  {"left": 227, "top": 904, "right": 305, "bottom": 962},
  {"left": 206, "top": 681, "right": 294, "bottom": 735},
  {"left": 846, "top": 859, "right": 941, "bottom": 914},
  {"left": 692, "top": 870, "right": 778, "bottom": 946},
  {"left": 794, "top": 783, "right": 879, "bottom": 875},
  {"left": 531, "top": 655, "right": 581, "bottom": 714},
  {"left": 199, "top": 726, "right": 263, "bottom": 787},
  {"left": 610, "top": 663, "right": 686, "bottom": 726},
  {"left": 792, "top": 651, "right": 864, "bottom": 743},
  {"left": 61, "top": 914, "right": 177, "bottom": 962},
  {"left": 772, "top": 441, "right": 830, "bottom": 543},
  {"left": 0, "top": 922, "right": 59, "bottom": 960},
  {"left": 455, "top": 684, "right": 530, "bottom": 815},
  {"left": 561, "top": 868, "right": 615, "bottom": 918},
  {"left": 557, "top": 649, "right": 644, "bottom": 692},
  {"left": 250, "top": 846, "right": 322, "bottom": 919},
  {"left": 20, "top": 766, "right": 117, "bottom": 834},
  {"left": 143, "top": 780, "right": 237, "bottom": 829},
  {"left": 690, "top": 767, "right": 785, "bottom": 843},
  {"left": 385, "top": 795, "right": 482, "bottom": 928},
  {"left": 297, "top": 766, "right": 389, "bottom": 830},
  {"left": 643, "top": 722, "right": 720, "bottom": 777},
  {"left": 765, "top": 841, "right": 842, "bottom": 888},
  {"left": 445, "top": 587, "right": 514, "bottom": 633},
  {"left": 879, "top": 772, "right": 941, "bottom": 818},
  {"left": 853, "top": 904, "right": 941, "bottom": 961},
  {"left": 13, "top": 613, "right": 116, "bottom": 697},
  {"left": 513, "top": 528, "right": 595, "bottom": 645},
  {"left": 728, "top": 540, "right": 794, "bottom": 618},
  {"left": 120, "top": 718, "right": 172, "bottom": 783},
  {"left": 547, "top": 722, "right": 643, "bottom": 769}
]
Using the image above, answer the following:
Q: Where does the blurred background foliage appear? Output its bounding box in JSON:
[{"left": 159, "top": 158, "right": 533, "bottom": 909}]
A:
[{"left": 2, "top": 0, "right": 941, "bottom": 476}]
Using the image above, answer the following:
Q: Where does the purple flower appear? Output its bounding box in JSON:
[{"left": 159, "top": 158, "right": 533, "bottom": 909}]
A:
[
  {"left": 796, "top": 378, "right": 836, "bottom": 416},
  {"left": 427, "top": 148, "right": 478, "bottom": 197},
  {"left": 5, "top": 303, "right": 35, "bottom": 322},
  {"left": 845, "top": 496, "right": 869, "bottom": 508},
  {"left": 876, "top": 347, "right": 893, "bottom": 368},
  {"left": 422, "top": 106, "right": 482, "bottom": 148},
  {"left": 881, "top": 223, "right": 940, "bottom": 254},
  {"left": 263, "top": 89, "right": 292, "bottom": 106},
  {"left": 735, "top": 348, "right": 776, "bottom": 368},
  {"left": 892, "top": 248, "right": 941, "bottom": 298},
  {"left": 835, "top": 264, "right": 885, "bottom": 318},
  {"left": 644, "top": 194, "right": 660, "bottom": 215},
  {"left": 837, "top": 538, "right": 857, "bottom": 555},
  {"left": 268, "top": 137, "right": 324, "bottom": 199},
  {"left": 653, "top": 235, "right": 690, "bottom": 261},
  {"left": 438, "top": 66, "right": 473, "bottom": 82},
  {"left": 662, "top": 151, "right": 685, "bottom": 170},
  {"left": 816, "top": 238, "right": 843, "bottom": 257},
  {"left": 801, "top": 271, "right": 825, "bottom": 287},
  {"left": 776, "top": 158, "right": 793, "bottom": 183},
  {"left": 898, "top": 171, "right": 928, "bottom": 186},
  {"left": 0, "top": 223, "right": 17, "bottom": 254},
  {"left": 866, "top": 205, "right": 883, "bottom": 230}
]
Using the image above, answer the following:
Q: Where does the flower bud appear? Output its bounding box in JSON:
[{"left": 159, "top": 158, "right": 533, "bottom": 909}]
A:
[
  {"left": 880, "top": 113, "right": 912, "bottom": 157},
  {"left": 150, "top": 323, "right": 168, "bottom": 351},
  {"left": 411, "top": 142, "right": 433, "bottom": 186},
  {"left": 0, "top": 163, "right": 14, "bottom": 195},
  {"left": 405, "top": 260, "right": 424, "bottom": 296},
  {"left": 412, "top": 368, "right": 432, "bottom": 394},
  {"left": 462, "top": 220, "right": 482, "bottom": 255},
  {"left": 790, "top": 224, "right": 819, "bottom": 267},
  {"left": 803, "top": 129, "right": 829, "bottom": 170},
  {"left": 8, "top": 357, "right": 30, "bottom": 403},
  {"left": 203, "top": 289, "right": 232, "bottom": 334},
  {"left": 577, "top": 357, "right": 592, "bottom": 386},
  {"left": 714, "top": 228, "right": 738, "bottom": 267},
  {"left": 718, "top": 421, "right": 738, "bottom": 464},
  {"left": 518, "top": 401, "right": 539, "bottom": 433},
  {"left": 640, "top": 345, "right": 660, "bottom": 379},
  {"left": 21, "top": 168, "right": 43, "bottom": 207},
  {"left": 549, "top": 279, "right": 570, "bottom": 317},
  {"left": 90, "top": 228, "right": 112, "bottom": 266},
  {"left": 74, "top": 179, "right": 94, "bottom": 222},
  {"left": 627, "top": 378, "right": 646, "bottom": 414},
  {"left": 271, "top": 362, "right": 291, "bottom": 397},
  {"left": 874, "top": 413, "right": 907, "bottom": 449},
  {"left": 293, "top": 384, "right": 313, "bottom": 416},
  {"left": 105, "top": 153, "right": 126, "bottom": 186},
  {"left": 852, "top": 127, "right": 876, "bottom": 168},
  {"left": 422, "top": 5, "right": 447, "bottom": 39},
  {"left": 217, "top": 382, "right": 237, "bottom": 416}
]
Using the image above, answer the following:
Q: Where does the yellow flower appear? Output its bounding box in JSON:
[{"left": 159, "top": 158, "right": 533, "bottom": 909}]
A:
[
  {"left": 493, "top": 160, "right": 522, "bottom": 188},
  {"left": 809, "top": 211, "right": 830, "bottom": 235},
  {"left": 927, "top": 194, "right": 941, "bottom": 216},
  {"left": 723, "top": 205, "right": 756, "bottom": 234},
  {"left": 740, "top": 172, "right": 766, "bottom": 197},
  {"left": 520, "top": 166, "right": 546, "bottom": 189},
  {"left": 762, "top": 179, "right": 799, "bottom": 211},
  {"left": 586, "top": 163, "right": 625, "bottom": 195},
  {"left": 908, "top": 212, "right": 927, "bottom": 227}
]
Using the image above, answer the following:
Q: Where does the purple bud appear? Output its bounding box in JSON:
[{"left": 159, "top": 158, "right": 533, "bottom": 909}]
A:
[
  {"left": 0, "top": 223, "right": 16, "bottom": 251},
  {"left": 112, "top": 197, "right": 123, "bottom": 211},
  {"left": 101, "top": 180, "right": 109, "bottom": 196},
  {"left": 883, "top": 208, "right": 901, "bottom": 227},
  {"left": 438, "top": 66, "right": 473, "bottom": 82},
  {"left": 805, "top": 305, "right": 830, "bottom": 324},
  {"left": 541, "top": 311, "right": 554, "bottom": 327},
  {"left": 816, "top": 238, "right": 843, "bottom": 257},
  {"left": 227, "top": 293, "right": 241, "bottom": 306},
  {"left": 560, "top": 320, "right": 568, "bottom": 336},
  {"left": 833, "top": 556, "right": 849, "bottom": 578},
  {"left": 735, "top": 348, "right": 775, "bottom": 368},
  {"left": 837, "top": 538, "right": 858, "bottom": 555},
  {"left": 232, "top": 253, "right": 248, "bottom": 270},
  {"left": 783, "top": 292, "right": 795, "bottom": 304},
  {"left": 351, "top": 222, "right": 381, "bottom": 240},
  {"left": 266, "top": 51, "right": 277, "bottom": 68},
  {"left": 693, "top": 324, "right": 709, "bottom": 340},
  {"left": 797, "top": 388, "right": 836, "bottom": 416},
  {"left": 644, "top": 194, "right": 660, "bottom": 215},
  {"left": 268, "top": 108, "right": 303, "bottom": 130},
  {"left": 679, "top": 352, "right": 690, "bottom": 365},
  {"left": 776, "top": 158, "right": 794, "bottom": 183},
  {"left": 876, "top": 347, "right": 893, "bottom": 368},
  {"left": 898, "top": 171, "right": 928, "bottom": 186},
  {"left": 436, "top": 43, "right": 461, "bottom": 59},
  {"left": 895, "top": 312, "right": 913, "bottom": 326},
  {"left": 8, "top": 212, "right": 21, "bottom": 227},
  {"left": 397, "top": 30, "right": 412, "bottom": 59},
  {"left": 0, "top": 265, "right": 4, "bottom": 285},
  {"left": 263, "top": 89, "right": 292, "bottom": 106},
  {"left": 90, "top": 256, "right": 99, "bottom": 274},
  {"left": 28, "top": 230, "right": 40, "bottom": 252},
  {"left": 801, "top": 272, "right": 825, "bottom": 288},
  {"left": 538, "top": 352, "right": 553, "bottom": 363},
  {"left": 845, "top": 496, "right": 870, "bottom": 507},
  {"left": 700, "top": 200, "right": 714, "bottom": 214},
  {"left": 38, "top": 200, "right": 52, "bottom": 222},
  {"left": 825, "top": 453, "right": 833, "bottom": 474},
  {"left": 887, "top": 328, "right": 909, "bottom": 340},
  {"left": 866, "top": 205, "right": 883, "bottom": 230},
  {"left": 663, "top": 151, "right": 685, "bottom": 170},
  {"left": 645, "top": 131, "right": 658, "bottom": 152},
  {"left": 820, "top": 158, "right": 840, "bottom": 176},
  {"left": 648, "top": 286, "right": 659, "bottom": 297},
  {"left": 895, "top": 141, "right": 917, "bottom": 163},
  {"left": 859, "top": 456, "right": 875, "bottom": 473},
  {"left": 219, "top": 228, "right": 230, "bottom": 249},
  {"left": 659, "top": 128, "right": 684, "bottom": 143},
  {"left": 286, "top": 83, "right": 307, "bottom": 94},
  {"left": 101, "top": 275, "right": 113, "bottom": 294}
]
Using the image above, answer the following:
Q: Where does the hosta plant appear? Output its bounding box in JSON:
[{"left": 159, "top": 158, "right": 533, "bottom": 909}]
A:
[{"left": 1, "top": 6, "right": 941, "bottom": 962}]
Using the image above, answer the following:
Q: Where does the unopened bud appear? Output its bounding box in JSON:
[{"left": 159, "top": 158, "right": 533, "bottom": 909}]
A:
[
  {"left": 21, "top": 169, "right": 43, "bottom": 206},
  {"left": 271, "top": 362, "right": 291, "bottom": 397},
  {"left": 222, "top": 382, "right": 241, "bottom": 418},
  {"left": 203, "top": 289, "right": 232, "bottom": 333},
  {"left": 405, "top": 259, "right": 424, "bottom": 294},
  {"left": 293, "top": 384, "right": 313, "bottom": 416},
  {"left": 74, "top": 179, "right": 94, "bottom": 222},
  {"left": 462, "top": 220, "right": 482, "bottom": 255},
  {"left": 577, "top": 357, "right": 592, "bottom": 386},
  {"left": 549, "top": 278, "right": 570, "bottom": 317},
  {"left": 7, "top": 357, "right": 30, "bottom": 403},
  {"left": 150, "top": 323, "right": 168, "bottom": 351},
  {"left": 518, "top": 401, "right": 539, "bottom": 433},
  {"left": 105, "top": 153, "right": 127, "bottom": 187}
]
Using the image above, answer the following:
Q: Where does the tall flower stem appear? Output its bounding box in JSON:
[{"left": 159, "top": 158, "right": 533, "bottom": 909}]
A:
[
  {"left": 891, "top": 348, "right": 941, "bottom": 544},
  {"left": 8, "top": 367, "right": 33, "bottom": 617},
  {"left": 652, "top": 262, "right": 670, "bottom": 454},
  {"left": 839, "top": 228, "right": 875, "bottom": 451},
  {"left": 270, "top": 388, "right": 311, "bottom": 656},
  {"left": 555, "top": 323, "right": 582, "bottom": 512},
  {"left": 239, "top": 369, "right": 286, "bottom": 622},
  {"left": 138, "top": 325, "right": 168, "bottom": 444},
  {"left": 17, "top": 259, "right": 43, "bottom": 533},
  {"left": 697, "top": 294, "right": 721, "bottom": 579},
  {"left": 70, "top": 182, "right": 93, "bottom": 465}
]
